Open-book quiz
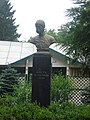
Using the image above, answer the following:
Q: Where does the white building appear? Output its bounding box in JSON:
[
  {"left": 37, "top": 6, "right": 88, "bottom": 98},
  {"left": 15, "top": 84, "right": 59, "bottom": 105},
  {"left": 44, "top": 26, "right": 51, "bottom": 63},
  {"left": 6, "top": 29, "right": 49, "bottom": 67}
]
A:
[{"left": 0, "top": 40, "right": 81, "bottom": 76}]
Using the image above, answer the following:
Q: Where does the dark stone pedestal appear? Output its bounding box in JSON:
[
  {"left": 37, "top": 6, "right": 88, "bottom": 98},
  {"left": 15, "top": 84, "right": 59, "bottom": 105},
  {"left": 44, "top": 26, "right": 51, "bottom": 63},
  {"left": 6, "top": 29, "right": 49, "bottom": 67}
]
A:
[{"left": 32, "top": 52, "right": 51, "bottom": 107}]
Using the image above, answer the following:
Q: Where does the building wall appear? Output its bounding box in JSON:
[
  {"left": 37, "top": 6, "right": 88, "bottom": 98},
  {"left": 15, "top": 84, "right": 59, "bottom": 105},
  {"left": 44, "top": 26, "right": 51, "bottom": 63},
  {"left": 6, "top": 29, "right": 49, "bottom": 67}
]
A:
[
  {"left": 51, "top": 54, "right": 67, "bottom": 67},
  {"left": 11, "top": 55, "right": 81, "bottom": 76}
]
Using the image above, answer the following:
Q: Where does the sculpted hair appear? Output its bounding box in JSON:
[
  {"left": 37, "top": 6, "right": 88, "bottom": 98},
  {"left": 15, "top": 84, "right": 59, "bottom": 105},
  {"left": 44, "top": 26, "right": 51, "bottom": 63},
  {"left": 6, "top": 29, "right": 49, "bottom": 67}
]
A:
[{"left": 35, "top": 20, "right": 45, "bottom": 28}]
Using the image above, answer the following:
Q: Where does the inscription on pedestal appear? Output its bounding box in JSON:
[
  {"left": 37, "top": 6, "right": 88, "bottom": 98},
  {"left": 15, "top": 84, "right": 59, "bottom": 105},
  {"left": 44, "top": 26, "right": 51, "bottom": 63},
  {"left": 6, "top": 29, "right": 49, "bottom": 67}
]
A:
[{"left": 32, "top": 53, "right": 51, "bottom": 107}]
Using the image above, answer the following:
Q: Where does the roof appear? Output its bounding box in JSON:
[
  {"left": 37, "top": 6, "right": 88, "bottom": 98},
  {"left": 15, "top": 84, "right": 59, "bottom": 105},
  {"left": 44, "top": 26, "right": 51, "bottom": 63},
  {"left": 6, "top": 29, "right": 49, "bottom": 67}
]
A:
[
  {"left": 11, "top": 43, "right": 80, "bottom": 66},
  {"left": 0, "top": 41, "right": 80, "bottom": 66},
  {"left": 0, "top": 41, "right": 37, "bottom": 65},
  {"left": 49, "top": 43, "right": 69, "bottom": 60}
]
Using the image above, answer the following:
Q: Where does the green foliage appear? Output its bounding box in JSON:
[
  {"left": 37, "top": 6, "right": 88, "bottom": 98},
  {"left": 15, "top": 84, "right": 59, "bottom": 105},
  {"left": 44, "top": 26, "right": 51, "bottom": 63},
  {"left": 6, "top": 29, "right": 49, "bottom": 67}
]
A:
[
  {"left": 46, "top": 29, "right": 58, "bottom": 42},
  {"left": 0, "top": 79, "right": 31, "bottom": 105},
  {"left": 13, "top": 79, "right": 32, "bottom": 103},
  {"left": 0, "top": 97, "right": 90, "bottom": 120},
  {"left": 81, "top": 85, "right": 90, "bottom": 104},
  {"left": 49, "top": 102, "right": 90, "bottom": 120},
  {"left": 0, "top": 0, "right": 21, "bottom": 41},
  {"left": 0, "top": 101, "right": 54, "bottom": 120},
  {"left": 57, "top": 0, "right": 90, "bottom": 73},
  {"left": 0, "top": 78, "right": 32, "bottom": 105},
  {"left": 0, "top": 74, "right": 90, "bottom": 119},
  {"left": 0, "top": 66, "right": 20, "bottom": 95},
  {"left": 51, "top": 74, "right": 72, "bottom": 103}
]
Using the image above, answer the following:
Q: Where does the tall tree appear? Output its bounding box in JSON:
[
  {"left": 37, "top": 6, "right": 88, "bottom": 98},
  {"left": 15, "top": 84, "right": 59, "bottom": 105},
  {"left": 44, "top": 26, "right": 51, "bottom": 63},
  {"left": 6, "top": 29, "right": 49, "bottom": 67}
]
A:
[
  {"left": 0, "top": 0, "right": 20, "bottom": 41},
  {"left": 57, "top": 0, "right": 90, "bottom": 74}
]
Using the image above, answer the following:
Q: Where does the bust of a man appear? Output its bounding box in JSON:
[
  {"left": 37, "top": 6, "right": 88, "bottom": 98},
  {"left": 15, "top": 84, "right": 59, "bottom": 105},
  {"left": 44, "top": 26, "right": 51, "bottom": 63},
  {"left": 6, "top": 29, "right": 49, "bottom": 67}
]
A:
[{"left": 30, "top": 20, "right": 55, "bottom": 51}]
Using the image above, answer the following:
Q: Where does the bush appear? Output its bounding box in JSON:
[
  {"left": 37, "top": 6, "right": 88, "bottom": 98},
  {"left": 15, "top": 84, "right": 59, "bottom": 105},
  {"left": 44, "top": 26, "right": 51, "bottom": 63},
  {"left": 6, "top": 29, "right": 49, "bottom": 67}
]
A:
[
  {"left": 51, "top": 74, "right": 72, "bottom": 103},
  {"left": 13, "top": 79, "right": 32, "bottom": 103},
  {"left": 49, "top": 102, "right": 90, "bottom": 120},
  {"left": 81, "top": 85, "right": 90, "bottom": 104},
  {"left": 0, "top": 74, "right": 90, "bottom": 120},
  {"left": 0, "top": 98, "right": 90, "bottom": 120}
]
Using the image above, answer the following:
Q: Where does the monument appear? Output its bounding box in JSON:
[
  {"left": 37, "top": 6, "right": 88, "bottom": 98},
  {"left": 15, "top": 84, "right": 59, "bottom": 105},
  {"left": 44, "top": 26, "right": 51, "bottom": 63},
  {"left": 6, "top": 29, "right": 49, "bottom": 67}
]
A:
[
  {"left": 30, "top": 20, "right": 55, "bottom": 106},
  {"left": 30, "top": 20, "right": 55, "bottom": 51}
]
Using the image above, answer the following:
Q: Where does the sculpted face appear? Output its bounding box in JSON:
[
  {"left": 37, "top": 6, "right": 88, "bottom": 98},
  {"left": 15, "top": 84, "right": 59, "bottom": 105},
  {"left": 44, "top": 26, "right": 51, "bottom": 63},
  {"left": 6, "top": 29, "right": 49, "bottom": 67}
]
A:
[
  {"left": 35, "top": 20, "right": 45, "bottom": 35},
  {"left": 35, "top": 24, "right": 44, "bottom": 35}
]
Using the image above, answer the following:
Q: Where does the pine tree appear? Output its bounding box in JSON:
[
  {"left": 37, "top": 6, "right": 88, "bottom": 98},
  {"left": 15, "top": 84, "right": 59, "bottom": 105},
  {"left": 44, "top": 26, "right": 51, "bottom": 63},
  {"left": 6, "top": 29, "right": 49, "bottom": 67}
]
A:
[
  {"left": 0, "top": 66, "right": 20, "bottom": 95},
  {"left": 0, "top": 0, "right": 21, "bottom": 41}
]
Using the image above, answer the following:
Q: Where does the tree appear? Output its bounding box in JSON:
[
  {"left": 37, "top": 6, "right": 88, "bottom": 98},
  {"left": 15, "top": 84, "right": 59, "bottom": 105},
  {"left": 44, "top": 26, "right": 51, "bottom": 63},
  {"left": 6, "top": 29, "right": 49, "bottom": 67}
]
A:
[
  {"left": 57, "top": 0, "right": 90, "bottom": 74},
  {"left": 0, "top": 0, "right": 21, "bottom": 41},
  {"left": 0, "top": 66, "right": 20, "bottom": 95},
  {"left": 46, "top": 29, "right": 58, "bottom": 41}
]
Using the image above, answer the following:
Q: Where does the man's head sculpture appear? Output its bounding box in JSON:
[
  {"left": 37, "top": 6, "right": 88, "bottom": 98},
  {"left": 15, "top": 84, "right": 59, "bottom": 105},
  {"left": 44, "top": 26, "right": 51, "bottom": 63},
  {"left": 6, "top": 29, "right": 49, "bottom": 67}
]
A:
[
  {"left": 35, "top": 20, "right": 45, "bottom": 35},
  {"left": 30, "top": 20, "right": 55, "bottom": 51}
]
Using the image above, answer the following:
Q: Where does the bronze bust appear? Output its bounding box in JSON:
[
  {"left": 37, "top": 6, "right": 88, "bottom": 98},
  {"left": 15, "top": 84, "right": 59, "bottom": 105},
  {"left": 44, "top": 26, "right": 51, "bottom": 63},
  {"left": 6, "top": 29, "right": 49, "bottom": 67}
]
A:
[{"left": 30, "top": 20, "right": 55, "bottom": 51}]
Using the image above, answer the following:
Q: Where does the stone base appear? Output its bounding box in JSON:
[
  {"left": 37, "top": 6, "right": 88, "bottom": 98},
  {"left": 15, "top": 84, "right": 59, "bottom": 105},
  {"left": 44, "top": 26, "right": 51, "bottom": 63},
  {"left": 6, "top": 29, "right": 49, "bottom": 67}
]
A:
[{"left": 32, "top": 52, "right": 51, "bottom": 107}]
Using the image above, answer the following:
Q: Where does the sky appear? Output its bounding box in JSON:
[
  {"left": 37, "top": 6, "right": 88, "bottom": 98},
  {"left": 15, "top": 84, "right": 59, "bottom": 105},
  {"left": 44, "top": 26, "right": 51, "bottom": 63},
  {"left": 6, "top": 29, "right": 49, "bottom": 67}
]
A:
[{"left": 10, "top": 0, "right": 73, "bottom": 41}]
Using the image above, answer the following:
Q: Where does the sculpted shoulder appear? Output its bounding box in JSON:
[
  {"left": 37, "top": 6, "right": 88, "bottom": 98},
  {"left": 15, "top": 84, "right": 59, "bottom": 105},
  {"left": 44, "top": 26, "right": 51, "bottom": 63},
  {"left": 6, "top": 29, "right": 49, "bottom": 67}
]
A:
[
  {"left": 46, "top": 34, "right": 54, "bottom": 38},
  {"left": 30, "top": 35, "right": 39, "bottom": 44},
  {"left": 31, "top": 35, "right": 39, "bottom": 41},
  {"left": 44, "top": 34, "right": 55, "bottom": 43}
]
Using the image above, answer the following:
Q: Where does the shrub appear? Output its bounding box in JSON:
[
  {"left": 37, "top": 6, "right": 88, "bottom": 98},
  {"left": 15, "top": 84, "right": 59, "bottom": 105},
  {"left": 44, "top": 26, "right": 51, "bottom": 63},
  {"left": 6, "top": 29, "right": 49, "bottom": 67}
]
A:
[
  {"left": 0, "top": 98, "right": 90, "bottom": 120},
  {"left": 51, "top": 74, "right": 72, "bottom": 103},
  {"left": 0, "top": 74, "right": 90, "bottom": 120},
  {"left": 13, "top": 79, "right": 32, "bottom": 103},
  {"left": 81, "top": 85, "right": 90, "bottom": 104}
]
